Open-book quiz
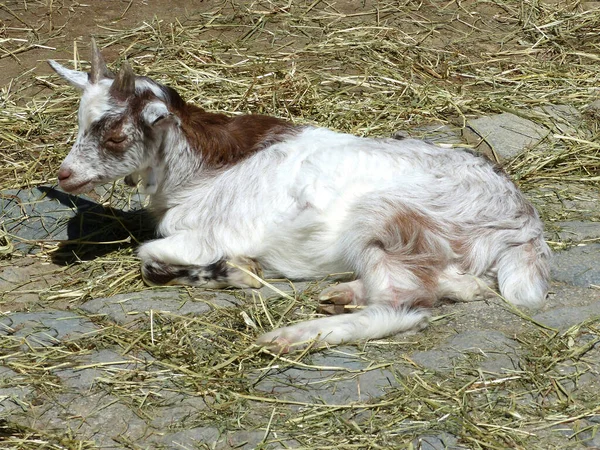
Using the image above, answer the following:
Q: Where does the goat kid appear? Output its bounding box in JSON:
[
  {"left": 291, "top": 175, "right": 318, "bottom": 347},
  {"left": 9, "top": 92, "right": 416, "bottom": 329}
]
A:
[{"left": 49, "top": 41, "right": 551, "bottom": 351}]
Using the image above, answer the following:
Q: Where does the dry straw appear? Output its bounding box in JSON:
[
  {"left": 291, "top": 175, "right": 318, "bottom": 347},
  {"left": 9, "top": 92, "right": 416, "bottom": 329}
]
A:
[{"left": 1, "top": 0, "right": 600, "bottom": 448}]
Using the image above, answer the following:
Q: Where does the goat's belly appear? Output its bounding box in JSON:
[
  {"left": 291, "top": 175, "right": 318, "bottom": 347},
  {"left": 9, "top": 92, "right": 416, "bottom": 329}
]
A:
[
  {"left": 258, "top": 240, "right": 349, "bottom": 279},
  {"left": 257, "top": 212, "right": 351, "bottom": 279}
]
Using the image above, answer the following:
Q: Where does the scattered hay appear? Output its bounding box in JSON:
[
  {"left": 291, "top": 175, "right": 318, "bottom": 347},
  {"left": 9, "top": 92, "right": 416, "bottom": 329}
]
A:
[{"left": 1, "top": 1, "right": 600, "bottom": 448}]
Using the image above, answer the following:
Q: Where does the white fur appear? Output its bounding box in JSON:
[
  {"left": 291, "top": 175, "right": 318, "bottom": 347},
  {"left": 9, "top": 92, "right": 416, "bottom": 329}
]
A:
[
  {"left": 48, "top": 60, "right": 88, "bottom": 90},
  {"left": 138, "top": 126, "right": 551, "bottom": 349}
]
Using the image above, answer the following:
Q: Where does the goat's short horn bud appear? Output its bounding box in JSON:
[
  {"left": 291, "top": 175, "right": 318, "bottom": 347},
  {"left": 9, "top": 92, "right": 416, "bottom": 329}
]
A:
[{"left": 110, "top": 61, "right": 136, "bottom": 100}]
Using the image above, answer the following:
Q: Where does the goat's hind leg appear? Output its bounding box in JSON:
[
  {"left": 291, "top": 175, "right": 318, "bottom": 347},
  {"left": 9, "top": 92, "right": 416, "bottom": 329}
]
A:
[
  {"left": 257, "top": 202, "right": 453, "bottom": 351},
  {"left": 257, "top": 255, "right": 434, "bottom": 351},
  {"left": 317, "top": 279, "right": 367, "bottom": 315},
  {"left": 257, "top": 303, "right": 428, "bottom": 353}
]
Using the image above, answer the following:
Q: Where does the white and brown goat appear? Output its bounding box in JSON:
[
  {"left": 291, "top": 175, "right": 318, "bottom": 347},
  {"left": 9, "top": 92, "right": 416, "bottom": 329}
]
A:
[{"left": 49, "top": 41, "right": 551, "bottom": 350}]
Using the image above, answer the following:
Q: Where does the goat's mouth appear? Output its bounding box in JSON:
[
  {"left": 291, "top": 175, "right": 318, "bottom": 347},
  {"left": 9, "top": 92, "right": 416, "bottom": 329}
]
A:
[{"left": 59, "top": 178, "right": 97, "bottom": 194}]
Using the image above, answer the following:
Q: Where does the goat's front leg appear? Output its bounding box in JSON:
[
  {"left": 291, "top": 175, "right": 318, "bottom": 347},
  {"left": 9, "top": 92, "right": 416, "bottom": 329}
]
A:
[
  {"left": 138, "top": 235, "right": 262, "bottom": 289},
  {"left": 141, "top": 256, "right": 262, "bottom": 288}
]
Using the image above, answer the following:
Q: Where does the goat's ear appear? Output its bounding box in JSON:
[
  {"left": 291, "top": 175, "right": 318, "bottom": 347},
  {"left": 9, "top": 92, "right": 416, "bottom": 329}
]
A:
[
  {"left": 48, "top": 60, "right": 89, "bottom": 90},
  {"left": 90, "top": 38, "right": 112, "bottom": 83},
  {"left": 48, "top": 39, "right": 112, "bottom": 90},
  {"left": 141, "top": 102, "right": 177, "bottom": 127},
  {"left": 109, "top": 61, "right": 136, "bottom": 100}
]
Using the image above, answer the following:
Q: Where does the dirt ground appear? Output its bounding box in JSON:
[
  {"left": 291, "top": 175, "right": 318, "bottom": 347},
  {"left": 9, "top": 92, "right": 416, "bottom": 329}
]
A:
[{"left": 1, "top": 1, "right": 600, "bottom": 449}]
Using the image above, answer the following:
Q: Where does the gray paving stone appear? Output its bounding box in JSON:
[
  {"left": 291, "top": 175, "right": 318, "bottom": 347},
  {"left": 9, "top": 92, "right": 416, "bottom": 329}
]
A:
[
  {"left": 549, "top": 420, "right": 600, "bottom": 448},
  {"left": 34, "top": 388, "right": 270, "bottom": 449},
  {"left": 585, "top": 99, "right": 600, "bottom": 119},
  {"left": 80, "top": 289, "right": 242, "bottom": 325},
  {"left": 547, "top": 221, "right": 600, "bottom": 243},
  {"left": 254, "top": 346, "right": 397, "bottom": 404},
  {"left": 0, "top": 186, "right": 148, "bottom": 256},
  {"left": 0, "top": 366, "right": 33, "bottom": 416},
  {"left": 579, "top": 424, "right": 600, "bottom": 448},
  {"left": 54, "top": 348, "right": 154, "bottom": 390},
  {"left": 551, "top": 243, "right": 600, "bottom": 287},
  {"left": 410, "top": 330, "right": 520, "bottom": 373},
  {"left": 215, "top": 430, "right": 269, "bottom": 450},
  {"left": 464, "top": 112, "right": 549, "bottom": 160},
  {"left": 1, "top": 188, "right": 73, "bottom": 253},
  {"left": 51, "top": 350, "right": 213, "bottom": 446},
  {"left": 533, "top": 303, "right": 600, "bottom": 330},
  {"left": 533, "top": 104, "right": 582, "bottom": 135},
  {"left": 413, "top": 432, "right": 465, "bottom": 450},
  {"left": 160, "top": 427, "right": 285, "bottom": 449},
  {"left": 160, "top": 426, "right": 221, "bottom": 448},
  {"left": 554, "top": 354, "right": 600, "bottom": 393},
  {"left": 150, "top": 395, "right": 210, "bottom": 429},
  {"left": 36, "top": 391, "right": 151, "bottom": 448},
  {"left": 0, "top": 311, "right": 99, "bottom": 348}
]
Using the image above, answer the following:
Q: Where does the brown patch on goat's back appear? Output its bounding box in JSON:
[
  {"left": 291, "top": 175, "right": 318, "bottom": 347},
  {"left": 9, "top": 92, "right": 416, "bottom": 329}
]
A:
[{"left": 161, "top": 85, "right": 296, "bottom": 167}]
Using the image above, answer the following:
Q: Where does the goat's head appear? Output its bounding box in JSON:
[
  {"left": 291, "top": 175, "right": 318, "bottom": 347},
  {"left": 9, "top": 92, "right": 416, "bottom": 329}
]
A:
[{"left": 49, "top": 40, "right": 176, "bottom": 194}]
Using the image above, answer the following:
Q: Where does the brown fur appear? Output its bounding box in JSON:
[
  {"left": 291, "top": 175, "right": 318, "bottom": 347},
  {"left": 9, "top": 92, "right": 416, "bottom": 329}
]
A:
[
  {"left": 161, "top": 85, "right": 296, "bottom": 168},
  {"left": 378, "top": 209, "right": 450, "bottom": 307},
  {"left": 103, "top": 81, "right": 295, "bottom": 168}
]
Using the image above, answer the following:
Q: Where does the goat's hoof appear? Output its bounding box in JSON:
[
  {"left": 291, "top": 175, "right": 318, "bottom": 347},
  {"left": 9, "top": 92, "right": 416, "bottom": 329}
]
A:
[
  {"left": 227, "top": 257, "right": 263, "bottom": 289},
  {"left": 124, "top": 174, "right": 138, "bottom": 187},
  {"left": 141, "top": 260, "right": 179, "bottom": 286},
  {"left": 316, "top": 303, "right": 347, "bottom": 315},
  {"left": 317, "top": 281, "right": 366, "bottom": 314},
  {"left": 317, "top": 283, "right": 360, "bottom": 316},
  {"left": 318, "top": 285, "right": 355, "bottom": 305},
  {"left": 256, "top": 331, "right": 292, "bottom": 354}
]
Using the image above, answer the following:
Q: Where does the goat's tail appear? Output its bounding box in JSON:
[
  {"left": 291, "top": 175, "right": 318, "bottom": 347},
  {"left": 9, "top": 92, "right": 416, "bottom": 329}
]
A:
[
  {"left": 257, "top": 304, "right": 429, "bottom": 351},
  {"left": 496, "top": 235, "right": 551, "bottom": 307}
]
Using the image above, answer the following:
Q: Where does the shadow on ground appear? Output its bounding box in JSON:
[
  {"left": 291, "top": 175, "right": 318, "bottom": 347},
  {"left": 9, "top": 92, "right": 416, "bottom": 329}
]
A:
[{"left": 1, "top": 185, "right": 155, "bottom": 263}]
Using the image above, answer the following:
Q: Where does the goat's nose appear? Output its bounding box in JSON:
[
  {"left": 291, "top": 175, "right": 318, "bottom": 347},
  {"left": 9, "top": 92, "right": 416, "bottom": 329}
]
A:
[{"left": 57, "top": 167, "right": 72, "bottom": 181}]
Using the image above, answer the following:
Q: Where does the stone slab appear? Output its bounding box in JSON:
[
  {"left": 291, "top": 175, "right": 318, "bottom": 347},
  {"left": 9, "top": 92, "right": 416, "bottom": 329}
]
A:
[
  {"left": 161, "top": 427, "right": 221, "bottom": 448},
  {"left": 413, "top": 432, "right": 466, "bottom": 450},
  {"left": 410, "top": 330, "right": 520, "bottom": 373},
  {"left": 160, "top": 427, "right": 288, "bottom": 450},
  {"left": 533, "top": 303, "right": 600, "bottom": 330},
  {"left": 464, "top": 112, "right": 549, "bottom": 160},
  {"left": 533, "top": 104, "right": 582, "bottom": 135},
  {"left": 254, "top": 346, "right": 397, "bottom": 404},
  {"left": 547, "top": 221, "right": 600, "bottom": 244},
  {"left": 0, "top": 310, "right": 99, "bottom": 348},
  {"left": 551, "top": 243, "right": 600, "bottom": 287},
  {"left": 0, "top": 186, "right": 150, "bottom": 256},
  {"left": 586, "top": 99, "right": 600, "bottom": 120},
  {"left": 54, "top": 348, "right": 155, "bottom": 390},
  {"left": 35, "top": 391, "right": 151, "bottom": 448},
  {"left": 80, "top": 289, "right": 242, "bottom": 325},
  {"left": 0, "top": 366, "right": 33, "bottom": 416}
]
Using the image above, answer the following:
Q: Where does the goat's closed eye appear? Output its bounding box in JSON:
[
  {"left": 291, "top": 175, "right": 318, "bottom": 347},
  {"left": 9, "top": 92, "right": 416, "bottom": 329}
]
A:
[{"left": 107, "top": 136, "right": 127, "bottom": 144}]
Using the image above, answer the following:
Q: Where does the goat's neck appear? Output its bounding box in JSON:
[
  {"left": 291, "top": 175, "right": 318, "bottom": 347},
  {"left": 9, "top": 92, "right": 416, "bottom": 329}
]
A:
[
  {"left": 148, "top": 126, "right": 203, "bottom": 199},
  {"left": 142, "top": 88, "right": 292, "bottom": 211}
]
